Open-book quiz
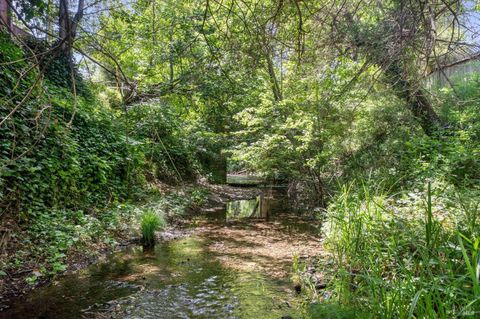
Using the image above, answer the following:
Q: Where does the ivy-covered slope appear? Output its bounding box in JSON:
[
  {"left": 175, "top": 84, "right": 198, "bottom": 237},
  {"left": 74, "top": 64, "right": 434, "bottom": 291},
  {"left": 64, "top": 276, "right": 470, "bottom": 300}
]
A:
[{"left": 0, "top": 32, "right": 211, "bottom": 296}]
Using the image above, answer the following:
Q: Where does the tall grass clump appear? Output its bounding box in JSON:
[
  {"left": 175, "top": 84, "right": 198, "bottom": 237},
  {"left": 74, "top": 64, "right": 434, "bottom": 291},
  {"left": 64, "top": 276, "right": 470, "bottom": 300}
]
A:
[
  {"left": 140, "top": 211, "right": 165, "bottom": 247},
  {"left": 320, "top": 181, "right": 480, "bottom": 318}
]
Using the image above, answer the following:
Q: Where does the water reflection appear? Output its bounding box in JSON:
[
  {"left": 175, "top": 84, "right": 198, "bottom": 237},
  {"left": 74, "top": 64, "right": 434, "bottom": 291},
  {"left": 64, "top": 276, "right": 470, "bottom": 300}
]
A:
[
  {"left": 225, "top": 190, "right": 288, "bottom": 221},
  {"left": 226, "top": 197, "right": 262, "bottom": 219}
]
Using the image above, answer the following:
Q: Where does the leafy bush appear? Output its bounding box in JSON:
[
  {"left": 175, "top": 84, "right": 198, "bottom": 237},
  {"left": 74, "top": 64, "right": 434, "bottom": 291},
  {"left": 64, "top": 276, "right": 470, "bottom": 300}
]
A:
[{"left": 124, "top": 100, "right": 201, "bottom": 183}]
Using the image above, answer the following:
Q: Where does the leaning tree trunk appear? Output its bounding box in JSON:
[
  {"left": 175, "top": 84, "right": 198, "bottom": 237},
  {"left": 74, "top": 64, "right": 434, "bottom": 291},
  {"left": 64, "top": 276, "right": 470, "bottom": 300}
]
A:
[
  {"left": 0, "top": 0, "right": 11, "bottom": 31},
  {"left": 385, "top": 62, "right": 443, "bottom": 136},
  {"left": 261, "top": 34, "right": 283, "bottom": 102},
  {"left": 266, "top": 50, "right": 283, "bottom": 102}
]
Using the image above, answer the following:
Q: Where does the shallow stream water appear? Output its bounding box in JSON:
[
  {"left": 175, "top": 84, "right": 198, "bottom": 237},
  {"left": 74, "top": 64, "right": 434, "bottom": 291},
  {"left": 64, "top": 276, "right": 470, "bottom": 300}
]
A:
[{"left": 1, "top": 189, "right": 322, "bottom": 319}]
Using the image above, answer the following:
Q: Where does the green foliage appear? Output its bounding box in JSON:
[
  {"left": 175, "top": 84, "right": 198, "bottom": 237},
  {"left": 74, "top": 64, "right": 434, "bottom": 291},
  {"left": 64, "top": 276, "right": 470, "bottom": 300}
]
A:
[
  {"left": 6, "top": 204, "right": 137, "bottom": 283},
  {"left": 0, "top": 32, "right": 203, "bottom": 281},
  {"left": 1, "top": 33, "right": 135, "bottom": 217},
  {"left": 345, "top": 78, "right": 480, "bottom": 191},
  {"left": 140, "top": 210, "right": 165, "bottom": 247},
  {"left": 16, "top": 0, "right": 47, "bottom": 21},
  {"left": 320, "top": 182, "right": 480, "bottom": 318},
  {"left": 124, "top": 100, "right": 199, "bottom": 183},
  {"left": 1, "top": 2, "right": 480, "bottom": 315},
  {"left": 189, "top": 187, "right": 210, "bottom": 207},
  {"left": 0, "top": 96, "right": 143, "bottom": 216},
  {"left": 0, "top": 31, "right": 207, "bottom": 218},
  {"left": 24, "top": 37, "right": 87, "bottom": 93},
  {"left": 307, "top": 303, "right": 365, "bottom": 319}
]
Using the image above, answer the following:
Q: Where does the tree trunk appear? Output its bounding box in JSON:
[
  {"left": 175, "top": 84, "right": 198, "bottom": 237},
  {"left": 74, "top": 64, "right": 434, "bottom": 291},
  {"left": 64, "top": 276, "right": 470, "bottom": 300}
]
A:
[
  {"left": 266, "top": 50, "right": 283, "bottom": 102},
  {"left": 404, "top": 88, "right": 443, "bottom": 136},
  {"left": 261, "top": 34, "right": 282, "bottom": 102},
  {"left": 0, "top": 0, "right": 11, "bottom": 31},
  {"left": 168, "top": 23, "right": 174, "bottom": 83},
  {"left": 149, "top": 0, "right": 156, "bottom": 67},
  {"left": 58, "top": 0, "right": 84, "bottom": 59},
  {"left": 59, "top": 0, "right": 70, "bottom": 51},
  {"left": 386, "top": 62, "right": 443, "bottom": 136},
  {"left": 47, "top": 0, "right": 53, "bottom": 42}
]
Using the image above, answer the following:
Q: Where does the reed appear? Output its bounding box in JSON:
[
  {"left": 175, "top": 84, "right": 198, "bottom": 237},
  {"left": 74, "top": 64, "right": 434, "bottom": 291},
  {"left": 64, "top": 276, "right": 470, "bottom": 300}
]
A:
[
  {"left": 140, "top": 211, "right": 165, "bottom": 247},
  {"left": 319, "top": 181, "right": 480, "bottom": 318}
]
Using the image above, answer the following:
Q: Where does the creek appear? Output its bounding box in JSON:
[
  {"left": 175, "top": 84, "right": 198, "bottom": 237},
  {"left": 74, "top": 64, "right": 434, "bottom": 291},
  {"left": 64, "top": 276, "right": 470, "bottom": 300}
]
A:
[{"left": 1, "top": 188, "right": 322, "bottom": 319}]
